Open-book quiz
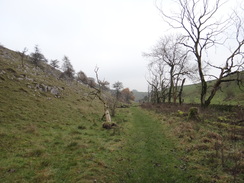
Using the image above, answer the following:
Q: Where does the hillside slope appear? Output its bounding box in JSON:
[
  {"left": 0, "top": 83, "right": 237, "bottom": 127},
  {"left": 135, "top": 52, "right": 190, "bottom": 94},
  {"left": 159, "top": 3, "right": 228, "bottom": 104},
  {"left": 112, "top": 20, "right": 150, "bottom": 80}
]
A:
[
  {"left": 0, "top": 46, "right": 105, "bottom": 123},
  {"left": 182, "top": 74, "right": 244, "bottom": 105},
  {"left": 0, "top": 46, "right": 119, "bottom": 182},
  {"left": 1, "top": 46, "right": 243, "bottom": 182},
  {"left": 132, "top": 73, "right": 243, "bottom": 105},
  {"left": 132, "top": 89, "right": 147, "bottom": 102}
]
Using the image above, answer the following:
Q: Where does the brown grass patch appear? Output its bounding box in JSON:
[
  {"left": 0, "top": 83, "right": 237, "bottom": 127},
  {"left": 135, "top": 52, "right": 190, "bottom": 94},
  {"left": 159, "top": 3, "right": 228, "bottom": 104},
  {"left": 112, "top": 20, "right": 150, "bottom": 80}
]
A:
[
  {"left": 24, "top": 123, "right": 38, "bottom": 135},
  {"left": 205, "top": 131, "right": 223, "bottom": 141},
  {"left": 193, "top": 143, "right": 211, "bottom": 151},
  {"left": 200, "top": 137, "right": 213, "bottom": 144}
]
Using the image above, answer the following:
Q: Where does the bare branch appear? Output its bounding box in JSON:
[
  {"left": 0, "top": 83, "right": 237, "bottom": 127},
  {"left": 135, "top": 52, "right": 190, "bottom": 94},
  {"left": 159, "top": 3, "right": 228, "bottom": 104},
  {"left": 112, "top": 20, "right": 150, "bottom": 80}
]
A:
[{"left": 157, "top": 0, "right": 243, "bottom": 106}]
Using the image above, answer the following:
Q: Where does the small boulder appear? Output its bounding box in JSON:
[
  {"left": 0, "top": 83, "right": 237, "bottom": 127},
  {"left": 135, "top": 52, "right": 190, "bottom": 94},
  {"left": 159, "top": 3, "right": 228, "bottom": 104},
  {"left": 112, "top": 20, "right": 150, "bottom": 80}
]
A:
[{"left": 50, "top": 87, "right": 60, "bottom": 96}]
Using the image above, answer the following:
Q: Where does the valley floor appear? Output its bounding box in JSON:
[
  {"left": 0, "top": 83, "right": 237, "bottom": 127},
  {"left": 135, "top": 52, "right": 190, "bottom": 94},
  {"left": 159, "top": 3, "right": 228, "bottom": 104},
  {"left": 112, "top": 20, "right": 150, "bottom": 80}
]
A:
[
  {"left": 104, "top": 107, "right": 198, "bottom": 183},
  {"left": 1, "top": 105, "right": 243, "bottom": 182}
]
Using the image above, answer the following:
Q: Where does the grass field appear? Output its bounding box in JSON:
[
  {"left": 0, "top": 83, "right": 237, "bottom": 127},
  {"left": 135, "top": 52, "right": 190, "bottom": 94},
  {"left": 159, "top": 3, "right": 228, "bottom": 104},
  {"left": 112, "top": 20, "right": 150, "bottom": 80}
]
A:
[
  {"left": 105, "top": 107, "right": 200, "bottom": 183},
  {"left": 1, "top": 46, "right": 243, "bottom": 182},
  {"left": 0, "top": 46, "right": 110, "bottom": 182},
  {"left": 141, "top": 103, "right": 244, "bottom": 183},
  {"left": 182, "top": 76, "right": 244, "bottom": 105}
]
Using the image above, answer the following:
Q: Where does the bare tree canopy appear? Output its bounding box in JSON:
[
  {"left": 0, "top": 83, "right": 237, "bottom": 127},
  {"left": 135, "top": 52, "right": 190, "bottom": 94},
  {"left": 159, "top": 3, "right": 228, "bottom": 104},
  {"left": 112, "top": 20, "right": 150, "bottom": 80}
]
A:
[
  {"left": 90, "top": 67, "right": 112, "bottom": 122},
  {"left": 144, "top": 34, "right": 193, "bottom": 104},
  {"left": 18, "top": 47, "right": 28, "bottom": 68},
  {"left": 157, "top": 0, "right": 244, "bottom": 107}
]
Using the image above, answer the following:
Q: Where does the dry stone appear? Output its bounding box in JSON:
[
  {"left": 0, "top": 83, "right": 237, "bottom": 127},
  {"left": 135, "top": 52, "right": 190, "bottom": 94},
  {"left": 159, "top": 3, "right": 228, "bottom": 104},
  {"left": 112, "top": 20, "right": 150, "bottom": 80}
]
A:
[{"left": 50, "top": 87, "right": 60, "bottom": 96}]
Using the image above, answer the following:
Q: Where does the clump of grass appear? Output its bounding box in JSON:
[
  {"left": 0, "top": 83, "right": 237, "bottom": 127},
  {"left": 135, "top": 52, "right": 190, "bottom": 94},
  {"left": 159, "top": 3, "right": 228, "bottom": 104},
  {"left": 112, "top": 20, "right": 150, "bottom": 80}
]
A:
[
  {"left": 177, "top": 110, "right": 188, "bottom": 117},
  {"left": 66, "top": 142, "right": 79, "bottom": 150},
  {"left": 102, "top": 122, "right": 117, "bottom": 129},
  {"left": 78, "top": 125, "right": 86, "bottom": 130},
  {"left": 200, "top": 137, "right": 213, "bottom": 143},
  {"left": 193, "top": 143, "right": 211, "bottom": 151},
  {"left": 188, "top": 107, "right": 200, "bottom": 121},
  {"left": 205, "top": 131, "right": 223, "bottom": 141},
  {"left": 40, "top": 160, "right": 51, "bottom": 168},
  {"left": 26, "top": 148, "right": 45, "bottom": 157}
]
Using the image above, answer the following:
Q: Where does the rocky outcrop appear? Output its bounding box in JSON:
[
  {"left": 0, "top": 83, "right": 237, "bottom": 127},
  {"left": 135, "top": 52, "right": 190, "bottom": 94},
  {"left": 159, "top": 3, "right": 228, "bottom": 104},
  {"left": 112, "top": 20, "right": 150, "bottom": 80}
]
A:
[
  {"left": 34, "top": 83, "right": 63, "bottom": 97},
  {"left": 0, "top": 46, "right": 66, "bottom": 98},
  {"left": 0, "top": 67, "right": 63, "bottom": 97}
]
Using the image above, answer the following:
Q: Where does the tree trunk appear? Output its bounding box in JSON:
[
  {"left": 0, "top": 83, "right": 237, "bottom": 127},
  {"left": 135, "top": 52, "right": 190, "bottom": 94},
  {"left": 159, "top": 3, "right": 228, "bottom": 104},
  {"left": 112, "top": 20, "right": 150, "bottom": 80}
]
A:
[
  {"left": 168, "top": 66, "right": 174, "bottom": 103},
  {"left": 204, "top": 76, "right": 223, "bottom": 107},
  {"left": 196, "top": 53, "right": 207, "bottom": 107},
  {"left": 178, "top": 78, "right": 186, "bottom": 105},
  {"left": 101, "top": 104, "right": 112, "bottom": 122},
  {"left": 105, "top": 109, "right": 111, "bottom": 122}
]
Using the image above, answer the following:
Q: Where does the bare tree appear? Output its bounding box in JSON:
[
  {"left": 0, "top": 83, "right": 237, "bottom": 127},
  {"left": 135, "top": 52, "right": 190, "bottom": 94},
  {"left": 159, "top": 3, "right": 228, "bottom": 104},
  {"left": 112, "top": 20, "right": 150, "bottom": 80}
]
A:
[
  {"left": 18, "top": 47, "right": 28, "bottom": 68},
  {"left": 87, "top": 67, "right": 112, "bottom": 122},
  {"left": 158, "top": 0, "right": 244, "bottom": 107},
  {"left": 144, "top": 34, "right": 191, "bottom": 104},
  {"left": 98, "top": 79, "right": 110, "bottom": 91},
  {"left": 146, "top": 60, "right": 168, "bottom": 104}
]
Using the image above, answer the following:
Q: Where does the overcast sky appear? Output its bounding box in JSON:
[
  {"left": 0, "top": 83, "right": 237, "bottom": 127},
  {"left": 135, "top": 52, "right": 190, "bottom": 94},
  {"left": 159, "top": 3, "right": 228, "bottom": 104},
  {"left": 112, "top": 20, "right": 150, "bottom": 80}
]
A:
[
  {"left": 0, "top": 0, "right": 170, "bottom": 91},
  {"left": 0, "top": 0, "right": 242, "bottom": 91}
]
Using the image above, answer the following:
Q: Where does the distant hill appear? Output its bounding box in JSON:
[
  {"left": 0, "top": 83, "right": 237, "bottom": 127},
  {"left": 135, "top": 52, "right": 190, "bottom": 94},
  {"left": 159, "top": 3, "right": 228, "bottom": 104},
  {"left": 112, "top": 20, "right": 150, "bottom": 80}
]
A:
[
  {"left": 137, "top": 72, "right": 244, "bottom": 105},
  {"left": 132, "top": 90, "right": 147, "bottom": 102},
  {"left": 182, "top": 73, "right": 244, "bottom": 105}
]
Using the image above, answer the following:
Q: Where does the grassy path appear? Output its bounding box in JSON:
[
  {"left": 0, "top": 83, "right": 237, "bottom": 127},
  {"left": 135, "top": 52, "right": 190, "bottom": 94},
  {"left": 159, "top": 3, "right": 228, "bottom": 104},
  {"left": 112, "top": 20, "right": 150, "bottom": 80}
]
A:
[{"left": 107, "top": 107, "right": 196, "bottom": 183}]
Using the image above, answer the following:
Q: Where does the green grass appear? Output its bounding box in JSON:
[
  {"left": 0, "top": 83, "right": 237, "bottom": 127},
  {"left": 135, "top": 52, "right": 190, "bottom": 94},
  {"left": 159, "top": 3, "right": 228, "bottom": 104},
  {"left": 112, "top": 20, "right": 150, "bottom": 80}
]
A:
[
  {"left": 182, "top": 74, "right": 244, "bottom": 105},
  {"left": 0, "top": 46, "right": 118, "bottom": 182},
  {"left": 105, "top": 107, "right": 199, "bottom": 183},
  {"left": 1, "top": 46, "right": 243, "bottom": 182},
  {"left": 141, "top": 103, "right": 244, "bottom": 183},
  {"left": 132, "top": 72, "right": 244, "bottom": 105}
]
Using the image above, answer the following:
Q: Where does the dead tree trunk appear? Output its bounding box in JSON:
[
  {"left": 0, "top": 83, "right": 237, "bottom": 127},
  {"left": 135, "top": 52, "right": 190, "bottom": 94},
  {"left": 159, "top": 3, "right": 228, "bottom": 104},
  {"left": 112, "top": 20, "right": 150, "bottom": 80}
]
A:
[
  {"left": 104, "top": 105, "right": 111, "bottom": 122},
  {"left": 94, "top": 67, "right": 112, "bottom": 122}
]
